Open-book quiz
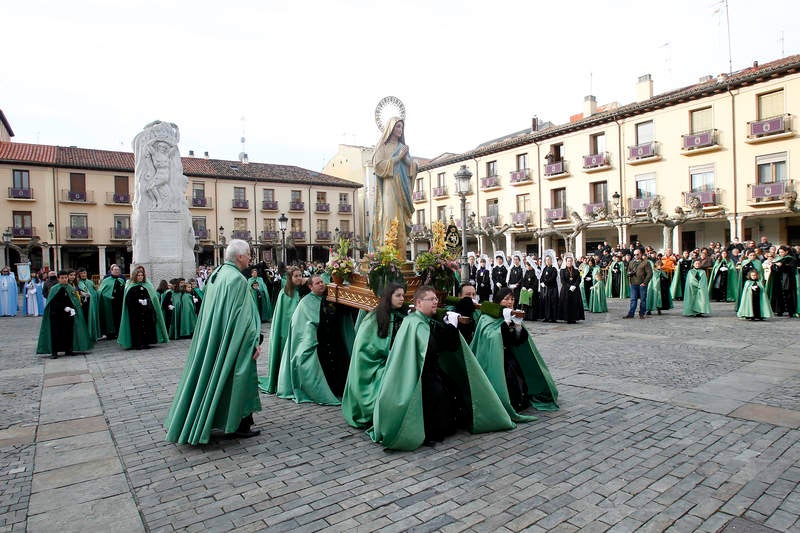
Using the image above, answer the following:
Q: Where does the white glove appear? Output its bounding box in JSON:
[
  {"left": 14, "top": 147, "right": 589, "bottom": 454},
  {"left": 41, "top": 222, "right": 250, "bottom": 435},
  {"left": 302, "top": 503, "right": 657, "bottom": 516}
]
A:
[
  {"left": 502, "top": 308, "right": 513, "bottom": 323},
  {"left": 137, "top": 299, "right": 146, "bottom": 306},
  {"left": 720, "top": 267, "right": 728, "bottom": 271},
  {"left": 168, "top": 305, "right": 174, "bottom": 310},
  {"left": 192, "top": 297, "right": 198, "bottom": 303},
  {"left": 539, "top": 283, "right": 545, "bottom": 288},
  {"left": 66, "top": 307, "right": 75, "bottom": 317},
  {"left": 751, "top": 286, "right": 758, "bottom": 292},
  {"left": 569, "top": 285, "right": 576, "bottom": 292},
  {"left": 495, "top": 282, "right": 501, "bottom": 288},
  {"left": 511, "top": 314, "right": 523, "bottom": 326},
  {"left": 443, "top": 311, "right": 460, "bottom": 327},
  {"left": 510, "top": 284, "right": 517, "bottom": 289}
]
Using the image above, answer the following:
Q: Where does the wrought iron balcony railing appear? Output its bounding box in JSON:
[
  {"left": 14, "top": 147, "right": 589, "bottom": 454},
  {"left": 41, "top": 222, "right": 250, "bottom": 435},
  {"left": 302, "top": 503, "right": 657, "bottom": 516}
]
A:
[{"left": 8, "top": 187, "right": 33, "bottom": 199}]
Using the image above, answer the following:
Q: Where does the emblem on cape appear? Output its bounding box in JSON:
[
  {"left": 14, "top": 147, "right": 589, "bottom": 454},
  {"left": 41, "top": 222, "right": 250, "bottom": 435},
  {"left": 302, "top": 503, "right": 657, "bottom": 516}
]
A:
[
  {"left": 374, "top": 96, "right": 406, "bottom": 132},
  {"left": 445, "top": 218, "right": 461, "bottom": 256}
]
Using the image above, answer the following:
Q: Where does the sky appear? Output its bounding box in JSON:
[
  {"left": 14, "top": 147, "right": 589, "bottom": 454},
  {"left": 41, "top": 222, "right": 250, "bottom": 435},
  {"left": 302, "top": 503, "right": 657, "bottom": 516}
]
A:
[{"left": 2, "top": 0, "right": 798, "bottom": 172}]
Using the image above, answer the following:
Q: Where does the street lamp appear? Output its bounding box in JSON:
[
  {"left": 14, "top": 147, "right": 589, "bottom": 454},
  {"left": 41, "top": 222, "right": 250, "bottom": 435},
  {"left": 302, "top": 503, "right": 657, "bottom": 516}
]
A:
[
  {"left": 47, "top": 222, "right": 54, "bottom": 240},
  {"left": 612, "top": 191, "right": 621, "bottom": 211},
  {"left": 194, "top": 234, "right": 200, "bottom": 267},
  {"left": 2, "top": 229, "right": 11, "bottom": 268},
  {"left": 454, "top": 164, "right": 473, "bottom": 283},
  {"left": 278, "top": 213, "right": 288, "bottom": 265}
]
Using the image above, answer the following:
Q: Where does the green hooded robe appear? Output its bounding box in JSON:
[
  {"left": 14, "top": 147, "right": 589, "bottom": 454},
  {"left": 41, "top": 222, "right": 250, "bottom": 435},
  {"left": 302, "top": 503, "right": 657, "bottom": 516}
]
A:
[
  {"left": 342, "top": 309, "right": 402, "bottom": 429},
  {"left": 164, "top": 262, "right": 261, "bottom": 445},
  {"left": 169, "top": 290, "right": 196, "bottom": 339},
  {"left": 708, "top": 258, "right": 740, "bottom": 303},
  {"left": 368, "top": 311, "right": 515, "bottom": 451},
  {"left": 249, "top": 276, "right": 273, "bottom": 323},
  {"left": 117, "top": 280, "right": 169, "bottom": 349},
  {"left": 578, "top": 263, "right": 594, "bottom": 310},
  {"left": 682, "top": 268, "right": 711, "bottom": 316},
  {"left": 36, "top": 283, "right": 94, "bottom": 354},
  {"left": 469, "top": 313, "right": 558, "bottom": 423},
  {"left": 589, "top": 271, "right": 608, "bottom": 313},
  {"left": 646, "top": 269, "right": 673, "bottom": 312},
  {"left": 605, "top": 261, "right": 629, "bottom": 299},
  {"left": 98, "top": 275, "right": 126, "bottom": 337},
  {"left": 258, "top": 288, "right": 299, "bottom": 393},
  {"left": 737, "top": 279, "right": 773, "bottom": 319},
  {"left": 276, "top": 293, "right": 354, "bottom": 405},
  {"left": 77, "top": 278, "right": 101, "bottom": 341}
]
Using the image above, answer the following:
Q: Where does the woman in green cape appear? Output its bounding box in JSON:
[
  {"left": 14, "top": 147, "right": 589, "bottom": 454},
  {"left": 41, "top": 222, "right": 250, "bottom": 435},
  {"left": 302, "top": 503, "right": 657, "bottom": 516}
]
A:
[
  {"left": 646, "top": 259, "right": 673, "bottom": 315},
  {"left": 342, "top": 283, "right": 406, "bottom": 429},
  {"left": 737, "top": 268, "right": 773, "bottom": 320},
  {"left": 118, "top": 265, "right": 169, "bottom": 349},
  {"left": 258, "top": 266, "right": 304, "bottom": 393},
  {"left": 469, "top": 288, "right": 558, "bottom": 424},
  {"left": 709, "top": 250, "right": 740, "bottom": 303},
  {"left": 738, "top": 251, "right": 763, "bottom": 305},
  {"left": 588, "top": 268, "right": 607, "bottom": 313},
  {"left": 369, "top": 286, "right": 514, "bottom": 451},
  {"left": 578, "top": 257, "right": 597, "bottom": 310},
  {"left": 605, "top": 256, "right": 629, "bottom": 299},
  {"left": 77, "top": 268, "right": 101, "bottom": 341},
  {"left": 36, "top": 271, "right": 94, "bottom": 356},
  {"left": 682, "top": 260, "right": 711, "bottom": 317}
]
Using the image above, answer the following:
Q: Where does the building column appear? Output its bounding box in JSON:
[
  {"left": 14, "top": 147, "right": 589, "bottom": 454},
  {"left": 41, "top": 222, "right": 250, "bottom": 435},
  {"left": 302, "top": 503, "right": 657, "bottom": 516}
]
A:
[
  {"left": 671, "top": 226, "right": 680, "bottom": 253},
  {"left": 97, "top": 245, "right": 107, "bottom": 276},
  {"left": 307, "top": 244, "right": 313, "bottom": 261},
  {"left": 574, "top": 231, "right": 585, "bottom": 257},
  {"left": 54, "top": 245, "right": 63, "bottom": 271},
  {"left": 0, "top": 245, "right": 7, "bottom": 268},
  {"left": 728, "top": 214, "right": 744, "bottom": 241},
  {"left": 505, "top": 232, "right": 513, "bottom": 255},
  {"left": 41, "top": 245, "right": 50, "bottom": 269},
  {"left": 619, "top": 224, "right": 630, "bottom": 246}
]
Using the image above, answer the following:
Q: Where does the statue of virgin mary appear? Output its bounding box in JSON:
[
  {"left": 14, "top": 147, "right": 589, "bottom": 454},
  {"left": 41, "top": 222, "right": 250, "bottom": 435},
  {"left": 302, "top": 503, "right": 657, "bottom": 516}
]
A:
[{"left": 371, "top": 117, "right": 416, "bottom": 254}]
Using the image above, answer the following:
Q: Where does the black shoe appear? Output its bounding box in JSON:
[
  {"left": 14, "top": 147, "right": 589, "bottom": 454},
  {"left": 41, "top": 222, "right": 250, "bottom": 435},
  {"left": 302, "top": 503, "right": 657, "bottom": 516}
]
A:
[
  {"left": 232, "top": 429, "right": 261, "bottom": 439},
  {"left": 657, "top": 310, "right": 662, "bottom": 315},
  {"left": 50, "top": 354, "right": 58, "bottom": 359},
  {"left": 66, "top": 351, "right": 74, "bottom": 356},
  {"left": 622, "top": 315, "right": 633, "bottom": 319},
  {"left": 646, "top": 311, "right": 652, "bottom": 315},
  {"left": 638, "top": 315, "right": 646, "bottom": 319}
]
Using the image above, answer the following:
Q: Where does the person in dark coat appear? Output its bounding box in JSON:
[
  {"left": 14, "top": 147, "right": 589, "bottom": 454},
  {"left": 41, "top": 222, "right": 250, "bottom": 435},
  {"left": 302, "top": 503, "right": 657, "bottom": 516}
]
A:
[
  {"left": 507, "top": 253, "right": 524, "bottom": 309},
  {"left": 520, "top": 257, "right": 539, "bottom": 321},
  {"left": 476, "top": 256, "right": 492, "bottom": 303},
  {"left": 491, "top": 253, "right": 508, "bottom": 292},
  {"left": 558, "top": 257, "right": 585, "bottom": 324},
  {"left": 770, "top": 246, "right": 799, "bottom": 317},
  {"left": 539, "top": 256, "right": 559, "bottom": 323},
  {"left": 123, "top": 266, "right": 159, "bottom": 349}
]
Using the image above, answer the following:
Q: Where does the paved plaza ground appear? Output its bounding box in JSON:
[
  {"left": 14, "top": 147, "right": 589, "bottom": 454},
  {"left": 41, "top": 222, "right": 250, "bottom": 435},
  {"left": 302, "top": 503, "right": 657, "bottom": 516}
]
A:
[{"left": 1, "top": 298, "right": 800, "bottom": 532}]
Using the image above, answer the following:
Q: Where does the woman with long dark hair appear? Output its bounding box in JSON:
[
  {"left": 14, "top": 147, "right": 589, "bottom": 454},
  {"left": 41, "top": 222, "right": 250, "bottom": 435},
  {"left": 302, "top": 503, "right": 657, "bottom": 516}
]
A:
[
  {"left": 343, "top": 283, "right": 407, "bottom": 429},
  {"left": 260, "top": 267, "right": 305, "bottom": 393}
]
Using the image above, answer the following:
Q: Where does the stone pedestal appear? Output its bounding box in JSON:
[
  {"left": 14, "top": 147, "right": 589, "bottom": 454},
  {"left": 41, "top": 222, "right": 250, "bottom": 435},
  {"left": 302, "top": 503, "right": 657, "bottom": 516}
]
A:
[{"left": 133, "top": 211, "right": 195, "bottom": 282}]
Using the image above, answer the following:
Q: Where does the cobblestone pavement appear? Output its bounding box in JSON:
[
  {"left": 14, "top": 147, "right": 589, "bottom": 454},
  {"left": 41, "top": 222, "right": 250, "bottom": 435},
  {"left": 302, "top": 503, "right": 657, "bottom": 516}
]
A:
[{"left": 1, "top": 298, "right": 800, "bottom": 532}]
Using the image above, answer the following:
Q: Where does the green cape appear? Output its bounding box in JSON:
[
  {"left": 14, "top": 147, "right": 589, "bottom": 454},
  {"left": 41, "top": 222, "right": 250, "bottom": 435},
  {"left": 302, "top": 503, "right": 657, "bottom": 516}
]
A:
[
  {"left": 169, "top": 291, "right": 197, "bottom": 339},
  {"left": 682, "top": 269, "right": 711, "bottom": 316},
  {"left": 589, "top": 272, "right": 608, "bottom": 313},
  {"left": 98, "top": 276, "right": 126, "bottom": 336},
  {"left": 77, "top": 278, "right": 101, "bottom": 341},
  {"left": 469, "top": 314, "right": 558, "bottom": 422},
  {"left": 117, "top": 280, "right": 169, "bottom": 349},
  {"left": 276, "top": 293, "right": 353, "bottom": 405},
  {"left": 766, "top": 255, "right": 800, "bottom": 316},
  {"left": 669, "top": 260, "right": 692, "bottom": 299},
  {"left": 342, "top": 309, "right": 398, "bottom": 428},
  {"left": 579, "top": 265, "right": 601, "bottom": 310},
  {"left": 646, "top": 269, "right": 673, "bottom": 311},
  {"left": 164, "top": 262, "right": 261, "bottom": 444},
  {"left": 36, "top": 283, "right": 94, "bottom": 354},
  {"left": 368, "top": 312, "right": 515, "bottom": 451},
  {"left": 708, "top": 258, "right": 740, "bottom": 302},
  {"left": 737, "top": 279, "right": 773, "bottom": 318},
  {"left": 249, "top": 276, "right": 273, "bottom": 323},
  {"left": 605, "top": 261, "right": 629, "bottom": 298},
  {"left": 258, "top": 289, "right": 299, "bottom": 393}
]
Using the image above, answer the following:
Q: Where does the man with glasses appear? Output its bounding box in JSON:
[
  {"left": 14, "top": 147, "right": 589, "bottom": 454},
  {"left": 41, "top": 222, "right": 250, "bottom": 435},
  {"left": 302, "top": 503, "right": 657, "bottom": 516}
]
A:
[{"left": 623, "top": 249, "right": 652, "bottom": 319}]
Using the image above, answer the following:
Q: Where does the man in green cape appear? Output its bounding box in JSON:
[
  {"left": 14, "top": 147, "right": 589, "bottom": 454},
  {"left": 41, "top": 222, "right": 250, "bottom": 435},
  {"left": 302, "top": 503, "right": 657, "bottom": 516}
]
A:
[
  {"left": 605, "top": 255, "right": 629, "bottom": 299},
  {"left": 117, "top": 268, "right": 169, "bottom": 349},
  {"left": 277, "top": 275, "right": 354, "bottom": 405},
  {"left": 77, "top": 268, "right": 101, "bottom": 341},
  {"left": 248, "top": 268, "right": 272, "bottom": 323},
  {"left": 36, "top": 271, "right": 94, "bottom": 357},
  {"left": 97, "top": 264, "right": 126, "bottom": 339},
  {"left": 164, "top": 240, "right": 262, "bottom": 444},
  {"left": 469, "top": 306, "right": 558, "bottom": 423},
  {"left": 682, "top": 260, "right": 711, "bottom": 317},
  {"left": 369, "top": 286, "right": 515, "bottom": 451}
]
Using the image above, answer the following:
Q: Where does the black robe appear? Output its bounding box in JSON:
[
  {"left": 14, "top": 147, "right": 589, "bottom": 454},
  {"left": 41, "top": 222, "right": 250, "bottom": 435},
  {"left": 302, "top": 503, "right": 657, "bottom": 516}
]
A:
[
  {"left": 453, "top": 297, "right": 478, "bottom": 345},
  {"left": 582, "top": 268, "right": 594, "bottom": 306},
  {"left": 110, "top": 279, "right": 125, "bottom": 335},
  {"left": 317, "top": 301, "right": 351, "bottom": 398},
  {"left": 711, "top": 262, "right": 730, "bottom": 302},
  {"left": 49, "top": 285, "right": 75, "bottom": 355},
  {"left": 476, "top": 268, "right": 492, "bottom": 302},
  {"left": 500, "top": 321, "right": 530, "bottom": 412},
  {"left": 771, "top": 256, "right": 799, "bottom": 316},
  {"left": 125, "top": 284, "right": 158, "bottom": 349},
  {"left": 161, "top": 291, "right": 173, "bottom": 331},
  {"left": 609, "top": 262, "right": 623, "bottom": 298},
  {"left": 468, "top": 264, "right": 477, "bottom": 284},
  {"left": 521, "top": 268, "right": 539, "bottom": 320},
  {"left": 558, "top": 267, "right": 585, "bottom": 323},
  {"left": 508, "top": 265, "right": 523, "bottom": 308},
  {"left": 540, "top": 266, "right": 559, "bottom": 322},
  {"left": 491, "top": 265, "right": 508, "bottom": 290}
]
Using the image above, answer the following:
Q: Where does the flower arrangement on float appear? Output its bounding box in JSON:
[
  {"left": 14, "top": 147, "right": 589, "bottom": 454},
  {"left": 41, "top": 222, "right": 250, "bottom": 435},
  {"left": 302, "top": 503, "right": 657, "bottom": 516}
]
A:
[
  {"left": 414, "top": 220, "right": 459, "bottom": 293},
  {"left": 326, "top": 235, "right": 355, "bottom": 283},
  {"left": 365, "top": 218, "right": 405, "bottom": 297}
]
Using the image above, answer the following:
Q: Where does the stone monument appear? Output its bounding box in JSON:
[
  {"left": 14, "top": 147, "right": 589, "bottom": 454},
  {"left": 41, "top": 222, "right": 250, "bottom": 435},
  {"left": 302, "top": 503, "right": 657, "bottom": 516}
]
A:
[{"left": 131, "top": 121, "right": 195, "bottom": 282}]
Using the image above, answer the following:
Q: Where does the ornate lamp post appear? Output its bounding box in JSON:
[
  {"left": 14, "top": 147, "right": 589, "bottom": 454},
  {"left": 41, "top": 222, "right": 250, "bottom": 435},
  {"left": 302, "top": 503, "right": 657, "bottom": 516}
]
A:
[
  {"left": 278, "top": 213, "right": 288, "bottom": 265},
  {"left": 454, "top": 164, "right": 473, "bottom": 282},
  {"left": 2, "top": 229, "right": 11, "bottom": 268}
]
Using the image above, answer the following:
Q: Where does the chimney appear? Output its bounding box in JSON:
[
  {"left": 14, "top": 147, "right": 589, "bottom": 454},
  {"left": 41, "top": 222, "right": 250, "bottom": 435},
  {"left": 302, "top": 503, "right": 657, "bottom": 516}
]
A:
[
  {"left": 636, "top": 74, "right": 653, "bottom": 102},
  {"left": 188, "top": 150, "right": 195, "bottom": 156},
  {"left": 239, "top": 152, "right": 249, "bottom": 164},
  {"left": 204, "top": 151, "right": 209, "bottom": 158},
  {"left": 584, "top": 95, "right": 597, "bottom": 117},
  {"left": 699, "top": 75, "right": 713, "bottom": 83},
  {"left": 753, "top": 60, "right": 759, "bottom": 68},
  {"left": 531, "top": 116, "right": 538, "bottom": 132}
]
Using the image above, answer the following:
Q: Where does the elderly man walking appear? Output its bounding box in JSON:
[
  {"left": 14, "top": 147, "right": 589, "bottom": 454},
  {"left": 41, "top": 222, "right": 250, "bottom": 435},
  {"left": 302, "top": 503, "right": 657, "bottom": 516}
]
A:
[{"left": 623, "top": 249, "right": 653, "bottom": 319}]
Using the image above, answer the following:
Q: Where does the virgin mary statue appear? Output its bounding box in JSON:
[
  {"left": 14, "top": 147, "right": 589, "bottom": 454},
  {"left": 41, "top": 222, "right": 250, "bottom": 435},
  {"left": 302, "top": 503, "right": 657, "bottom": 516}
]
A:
[{"left": 371, "top": 117, "right": 416, "bottom": 253}]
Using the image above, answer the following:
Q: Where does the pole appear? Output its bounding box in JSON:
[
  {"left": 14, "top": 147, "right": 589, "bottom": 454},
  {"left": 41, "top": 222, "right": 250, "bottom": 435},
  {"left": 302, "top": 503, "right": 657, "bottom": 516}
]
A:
[
  {"left": 281, "top": 229, "right": 287, "bottom": 265},
  {"left": 460, "top": 192, "right": 469, "bottom": 283}
]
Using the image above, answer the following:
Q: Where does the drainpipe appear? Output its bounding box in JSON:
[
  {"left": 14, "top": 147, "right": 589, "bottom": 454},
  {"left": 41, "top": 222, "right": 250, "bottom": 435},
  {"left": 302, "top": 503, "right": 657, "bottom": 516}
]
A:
[
  {"left": 473, "top": 157, "right": 481, "bottom": 255},
  {"left": 728, "top": 86, "right": 740, "bottom": 239},
  {"left": 614, "top": 115, "right": 626, "bottom": 246},
  {"left": 533, "top": 141, "right": 543, "bottom": 254}
]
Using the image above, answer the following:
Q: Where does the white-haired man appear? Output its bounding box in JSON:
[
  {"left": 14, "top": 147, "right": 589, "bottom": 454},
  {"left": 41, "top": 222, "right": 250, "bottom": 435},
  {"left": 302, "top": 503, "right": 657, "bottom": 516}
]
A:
[{"left": 165, "top": 239, "right": 262, "bottom": 444}]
